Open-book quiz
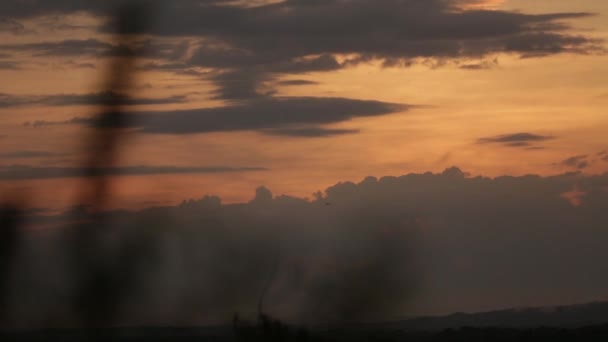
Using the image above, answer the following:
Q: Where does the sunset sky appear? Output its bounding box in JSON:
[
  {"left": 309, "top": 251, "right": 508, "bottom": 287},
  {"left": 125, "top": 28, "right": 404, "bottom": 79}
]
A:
[
  {"left": 5, "top": 1, "right": 608, "bottom": 325},
  {"left": 1, "top": 0, "right": 607, "bottom": 211}
]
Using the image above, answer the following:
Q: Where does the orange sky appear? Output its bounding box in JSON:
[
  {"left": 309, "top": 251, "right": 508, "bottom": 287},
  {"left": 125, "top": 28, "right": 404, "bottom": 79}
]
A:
[{"left": 1, "top": 0, "right": 607, "bottom": 211}]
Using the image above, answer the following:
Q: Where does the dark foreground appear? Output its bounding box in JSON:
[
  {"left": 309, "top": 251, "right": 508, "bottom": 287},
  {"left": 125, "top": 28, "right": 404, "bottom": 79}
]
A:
[{"left": 4, "top": 324, "right": 608, "bottom": 342}]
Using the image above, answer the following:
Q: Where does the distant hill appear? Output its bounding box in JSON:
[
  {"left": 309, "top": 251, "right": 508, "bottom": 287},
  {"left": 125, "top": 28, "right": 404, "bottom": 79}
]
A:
[{"left": 373, "top": 301, "right": 608, "bottom": 332}]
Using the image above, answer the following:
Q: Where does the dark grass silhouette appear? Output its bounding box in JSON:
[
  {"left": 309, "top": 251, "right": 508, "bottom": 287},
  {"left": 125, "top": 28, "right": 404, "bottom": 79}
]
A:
[
  {"left": 0, "top": 0, "right": 161, "bottom": 334},
  {"left": 0, "top": 201, "right": 22, "bottom": 324}
]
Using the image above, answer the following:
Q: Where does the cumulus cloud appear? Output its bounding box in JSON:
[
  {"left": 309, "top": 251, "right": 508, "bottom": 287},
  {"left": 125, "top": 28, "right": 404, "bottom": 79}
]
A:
[
  {"left": 5, "top": 167, "right": 608, "bottom": 327},
  {"left": 477, "top": 132, "right": 555, "bottom": 148},
  {"left": 0, "top": 165, "right": 266, "bottom": 181}
]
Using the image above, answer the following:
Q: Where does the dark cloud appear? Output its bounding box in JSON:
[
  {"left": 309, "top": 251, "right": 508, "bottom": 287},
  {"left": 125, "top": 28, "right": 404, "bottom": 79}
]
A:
[
  {"left": 0, "top": 1, "right": 139, "bottom": 19},
  {"left": 160, "top": 1, "right": 599, "bottom": 99},
  {"left": 137, "top": 62, "right": 206, "bottom": 77},
  {"left": 209, "top": 69, "right": 275, "bottom": 100},
  {"left": 0, "top": 39, "right": 118, "bottom": 57},
  {"left": 477, "top": 132, "right": 555, "bottom": 147},
  {"left": 3, "top": 0, "right": 597, "bottom": 59},
  {"left": 0, "top": 1, "right": 601, "bottom": 104},
  {"left": 0, "top": 151, "right": 68, "bottom": 159},
  {"left": 0, "top": 165, "right": 267, "bottom": 181},
  {"left": 0, "top": 91, "right": 187, "bottom": 108},
  {"left": 4, "top": 1, "right": 600, "bottom": 100},
  {"left": 276, "top": 79, "right": 319, "bottom": 86},
  {"left": 64, "top": 61, "right": 97, "bottom": 69},
  {"left": 37, "top": 97, "right": 408, "bottom": 136},
  {"left": 264, "top": 127, "right": 360, "bottom": 137},
  {"left": 0, "top": 18, "right": 25, "bottom": 34},
  {"left": 0, "top": 61, "right": 20, "bottom": 70},
  {"left": 553, "top": 151, "right": 608, "bottom": 170},
  {"left": 0, "top": 38, "right": 189, "bottom": 60},
  {"left": 136, "top": 1, "right": 599, "bottom": 57},
  {"left": 562, "top": 155, "right": 590, "bottom": 170}
]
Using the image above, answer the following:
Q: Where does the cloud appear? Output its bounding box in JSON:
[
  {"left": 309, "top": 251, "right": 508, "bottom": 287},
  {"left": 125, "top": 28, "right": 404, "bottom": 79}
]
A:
[
  {"left": 0, "top": 39, "right": 118, "bottom": 57},
  {"left": 36, "top": 96, "right": 408, "bottom": 136},
  {"left": 0, "top": 150, "right": 68, "bottom": 159},
  {"left": 0, "top": 91, "right": 187, "bottom": 108},
  {"left": 0, "top": 18, "right": 26, "bottom": 34},
  {"left": 137, "top": 62, "right": 206, "bottom": 77},
  {"left": 7, "top": 167, "right": 608, "bottom": 326},
  {"left": 276, "top": 79, "right": 319, "bottom": 86},
  {"left": 0, "top": 61, "right": 20, "bottom": 70},
  {"left": 562, "top": 155, "right": 590, "bottom": 170},
  {"left": 143, "top": 0, "right": 600, "bottom": 100},
  {"left": 0, "top": 38, "right": 189, "bottom": 60},
  {"left": 477, "top": 132, "right": 555, "bottom": 148},
  {"left": 0, "top": 165, "right": 267, "bottom": 181},
  {"left": 264, "top": 127, "right": 360, "bottom": 137},
  {"left": 459, "top": 58, "right": 499, "bottom": 70},
  {"left": 554, "top": 151, "right": 608, "bottom": 170},
  {"left": 2, "top": 1, "right": 600, "bottom": 102}
]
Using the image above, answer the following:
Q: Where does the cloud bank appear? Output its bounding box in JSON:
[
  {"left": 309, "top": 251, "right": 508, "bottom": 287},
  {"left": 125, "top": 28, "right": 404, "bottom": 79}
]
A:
[{"left": 4, "top": 167, "right": 608, "bottom": 327}]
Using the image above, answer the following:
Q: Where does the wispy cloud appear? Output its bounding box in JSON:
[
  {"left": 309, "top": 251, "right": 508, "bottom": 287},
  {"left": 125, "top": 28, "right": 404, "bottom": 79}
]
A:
[
  {"left": 0, "top": 91, "right": 188, "bottom": 108},
  {"left": 0, "top": 165, "right": 267, "bottom": 181},
  {"left": 477, "top": 132, "right": 555, "bottom": 148},
  {"left": 0, "top": 150, "right": 68, "bottom": 159}
]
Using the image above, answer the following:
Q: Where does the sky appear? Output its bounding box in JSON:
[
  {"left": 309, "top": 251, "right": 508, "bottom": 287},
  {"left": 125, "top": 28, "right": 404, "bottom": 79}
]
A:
[
  {"left": 0, "top": 0, "right": 607, "bottom": 211},
  {"left": 1, "top": 0, "right": 608, "bottom": 327}
]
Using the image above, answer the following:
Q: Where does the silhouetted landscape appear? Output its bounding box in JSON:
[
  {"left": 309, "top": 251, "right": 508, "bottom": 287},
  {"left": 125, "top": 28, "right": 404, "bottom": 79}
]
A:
[{"left": 5, "top": 302, "right": 608, "bottom": 341}]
